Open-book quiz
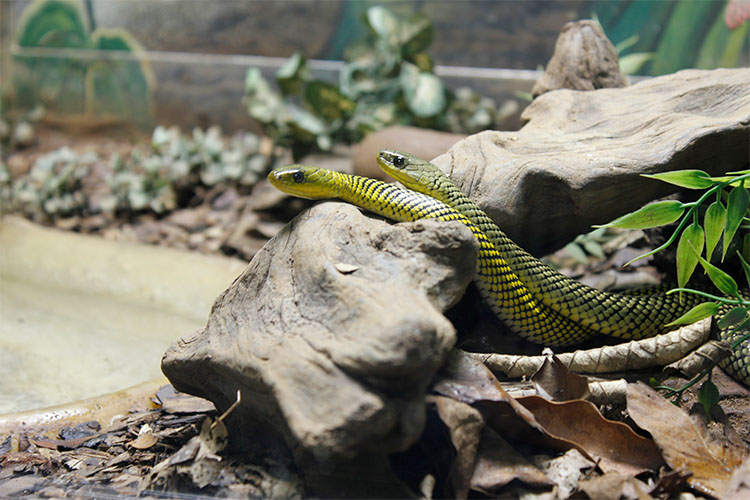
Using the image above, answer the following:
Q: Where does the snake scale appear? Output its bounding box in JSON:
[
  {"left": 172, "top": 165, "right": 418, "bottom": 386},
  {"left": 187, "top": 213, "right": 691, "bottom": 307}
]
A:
[{"left": 268, "top": 152, "right": 749, "bottom": 386}]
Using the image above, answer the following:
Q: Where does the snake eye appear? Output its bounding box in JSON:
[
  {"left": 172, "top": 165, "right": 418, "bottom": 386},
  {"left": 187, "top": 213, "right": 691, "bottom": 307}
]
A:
[
  {"left": 292, "top": 170, "right": 305, "bottom": 183},
  {"left": 393, "top": 155, "right": 405, "bottom": 168}
]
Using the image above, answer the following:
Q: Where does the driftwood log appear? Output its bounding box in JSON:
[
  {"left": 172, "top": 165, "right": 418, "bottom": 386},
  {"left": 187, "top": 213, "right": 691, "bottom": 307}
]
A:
[
  {"left": 433, "top": 68, "right": 750, "bottom": 256},
  {"left": 162, "top": 202, "right": 477, "bottom": 461},
  {"left": 532, "top": 20, "right": 627, "bottom": 97}
]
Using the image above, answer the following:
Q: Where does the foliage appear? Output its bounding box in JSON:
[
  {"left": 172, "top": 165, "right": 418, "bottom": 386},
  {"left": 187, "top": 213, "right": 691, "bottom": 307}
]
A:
[
  {"left": 244, "top": 5, "right": 511, "bottom": 160},
  {"left": 0, "top": 126, "right": 280, "bottom": 219},
  {"left": 563, "top": 227, "right": 611, "bottom": 264},
  {"left": 594, "top": 0, "right": 749, "bottom": 76},
  {"left": 7, "top": 147, "right": 95, "bottom": 218},
  {"left": 13, "top": 0, "right": 153, "bottom": 126},
  {"left": 601, "top": 169, "right": 750, "bottom": 410}
]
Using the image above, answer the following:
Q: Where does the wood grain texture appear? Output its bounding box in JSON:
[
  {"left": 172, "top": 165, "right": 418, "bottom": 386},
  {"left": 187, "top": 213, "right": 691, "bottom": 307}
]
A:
[{"left": 434, "top": 68, "right": 750, "bottom": 256}]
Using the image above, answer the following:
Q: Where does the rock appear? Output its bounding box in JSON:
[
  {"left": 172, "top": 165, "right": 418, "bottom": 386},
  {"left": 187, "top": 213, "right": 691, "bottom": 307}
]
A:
[
  {"left": 433, "top": 68, "right": 750, "bottom": 256},
  {"left": 162, "top": 202, "right": 477, "bottom": 461},
  {"left": 532, "top": 20, "right": 627, "bottom": 98},
  {"left": 354, "top": 126, "right": 466, "bottom": 180}
]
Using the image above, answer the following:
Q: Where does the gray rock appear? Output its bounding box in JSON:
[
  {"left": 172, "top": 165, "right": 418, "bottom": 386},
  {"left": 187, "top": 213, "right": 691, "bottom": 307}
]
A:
[
  {"left": 532, "top": 20, "right": 627, "bottom": 98},
  {"left": 433, "top": 68, "right": 750, "bottom": 256},
  {"left": 162, "top": 202, "right": 477, "bottom": 460}
]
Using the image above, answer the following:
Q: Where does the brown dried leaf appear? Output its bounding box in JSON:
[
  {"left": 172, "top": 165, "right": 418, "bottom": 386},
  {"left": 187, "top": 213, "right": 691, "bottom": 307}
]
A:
[
  {"left": 128, "top": 425, "right": 158, "bottom": 450},
  {"left": 577, "top": 472, "right": 654, "bottom": 500},
  {"left": 431, "top": 395, "right": 483, "bottom": 499},
  {"left": 626, "top": 382, "right": 747, "bottom": 498},
  {"left": 470, "top": 319, "right": 711, "bottom": 378},
  {"left": 665, "top": 340, "right": 732, "bottom": 380},
  {"left": 535, "top": 449, "right": 596, "bottom": 498},
  {"left": 470, "top": 425, "right": 553, "bottom": 494},
  {"left": 154, "top": 385, "right": 216, "bottom": 414},
  {"left": 433, "top": 351, "right": 546, "bottom": 435},
  {"left": 435, "top": 351, "right": 662, "bottom": 477},
  {"left": 725, "top": 458, "right": 750, "bottom": 500},
  {"left": 516, "top": 395, "right": 665, "bottom": 475},
  {"left": 531, "top": 354, "right": 590, "bottom": 401}
]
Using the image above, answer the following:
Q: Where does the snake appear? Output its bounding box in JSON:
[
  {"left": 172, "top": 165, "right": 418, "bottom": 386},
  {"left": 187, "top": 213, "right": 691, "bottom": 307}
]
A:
[
  {"left": 376, "top": 149, "right": 750, "bottom": 387},
  {"left": 268, "top": 156, "right": 749, "bottom": 386}
]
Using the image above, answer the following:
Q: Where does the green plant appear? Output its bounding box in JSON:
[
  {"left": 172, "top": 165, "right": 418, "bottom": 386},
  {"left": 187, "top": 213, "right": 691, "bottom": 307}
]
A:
[
  {"left": 8, "top": 147, "right": 95, "bottom": 218},
  {"left": 13, "top": 0, "right": 153, "bottom": 126},
  {"left": 2, "top": 125, "right": 280, "bottom": 219},
  {"left": 244, "top": 5, "right": 511, "bottom": 160},
  {"left": 601, "top": 169, "right": 750, "bottom": 411}
]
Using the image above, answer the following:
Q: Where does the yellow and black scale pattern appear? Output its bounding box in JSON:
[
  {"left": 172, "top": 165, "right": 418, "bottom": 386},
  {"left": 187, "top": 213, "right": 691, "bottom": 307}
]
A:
[
  {"left": 376, "top": 149, "right": 749, "bottom": 386},
  {"left": 269, "top": 165, "right": 601, "bottom": 345}
]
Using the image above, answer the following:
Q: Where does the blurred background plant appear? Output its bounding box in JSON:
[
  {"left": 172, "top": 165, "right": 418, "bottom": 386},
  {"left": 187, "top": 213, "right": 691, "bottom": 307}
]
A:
[
  {"left": 0, "top": 126, "right": 281, "bottom": 220},
  {"left": 244, "top": 5, "right": 514, "bottom": 160}
]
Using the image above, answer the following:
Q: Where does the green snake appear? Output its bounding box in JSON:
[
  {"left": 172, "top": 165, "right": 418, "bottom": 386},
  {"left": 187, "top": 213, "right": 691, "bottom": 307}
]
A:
[{"left": 268, "top": 153, "right": 749, "bottom": 386}]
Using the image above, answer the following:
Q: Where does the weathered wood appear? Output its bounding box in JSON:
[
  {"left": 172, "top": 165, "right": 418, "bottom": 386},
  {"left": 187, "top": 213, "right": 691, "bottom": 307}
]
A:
[
  {"left": 434, "top": 68, "right": 750, "bottom": 256},
  {"left": 532, "top": 20, "right": 627, "bottom": 97},
  {"left": 162, "top": 202, "right": 477, "bottom": 459}
]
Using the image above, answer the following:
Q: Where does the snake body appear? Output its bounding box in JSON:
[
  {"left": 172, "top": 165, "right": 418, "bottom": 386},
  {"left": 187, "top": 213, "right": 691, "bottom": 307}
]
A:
[
  {"left": 375, "top": 150, "right": 749, "bottom": 386},
  {"left": 268, "top": 157, "right": 749, "bottom": 386},
  {"left": 268, "top": 166, "right": 600, "bottom": 345}
]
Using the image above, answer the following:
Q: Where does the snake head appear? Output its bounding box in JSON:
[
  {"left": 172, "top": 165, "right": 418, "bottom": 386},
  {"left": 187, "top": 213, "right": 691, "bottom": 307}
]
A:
[
  {"left": 377, "top": 149, "right": 449, "bottom": 200},
  {"left": 267, "top": 165, "right": 340, "bottom": 200}
]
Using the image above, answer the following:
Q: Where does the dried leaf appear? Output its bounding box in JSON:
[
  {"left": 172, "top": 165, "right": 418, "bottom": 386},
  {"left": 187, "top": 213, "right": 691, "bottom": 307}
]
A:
[
  {"left": 665, "top": 340, "right": 732, "bottom": 379},
  {"left": 128, "top": 425, "right": 158, "bottom": 450},
  {"left": 534, "top": 449, "right": 596, "bottom": 499},
  {"left": 725, "top": 458, "right": 750, "bottom": 500},
  {"left": 531, "top": 354, "right": 590, "bottom": 401},
  {"left": 431, "top": 395, "right": 484, "bottom": 499},
  {"left": 334, "top": 262, "right": 359, "bottom": 274},
  {"left": 470, "top": 425, "right": 553, "bottom": 494},
  {"left": 577, "top": 472, "right": 653, "bottom": 500},
  {"left": 515, "top": 395, "right": 665, "bottom": 475},
  {"left": 468, "top": 319, "right": 711, "bottom": 378},
  {"left": 154, "top": 385, "right": 216, "bottom": 414},
  {"left": 626, "top": 382, "right": 747, "bottom": 497}
]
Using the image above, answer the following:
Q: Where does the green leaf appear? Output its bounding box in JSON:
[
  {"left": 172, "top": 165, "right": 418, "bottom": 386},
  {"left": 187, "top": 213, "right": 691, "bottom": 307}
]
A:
[
  {"left": 599, "top": 200, "right": 685, "bottom": 230},
  {"left": 582, "top": 240, "right": 605, "bottom": 259},
  {"left": 722, "top": 185, "right": 749, "bottom": 261},
  {"left": 244, "top": 68, "right": 283, "bottom": 124},
  {"left": 618, "top": 52, "right": 655, "bottom": 75},
  {"left": 364, "top": 6, "right": 400, "bottom": 43},
  {"left": 642, "top": 169, "right": 713, "bottom": 189},
  {"left": 400, "top": 12, "right": 433, "bottom": 56},
  {"left": 736, "top": 251, "right": 750, "bottom": 290},
  {"left": 717, "top": 307, "right": 748, "bottom": 330},
  {"left": 693, "top": 243, "right": 739, "bottom": 296},
  {"left": 564, "top": 242, "right": 588, "bottom": 264},
  {"left": 276, "top": 52, "right": 309, "bottom": 95},
  {"left": 676, "top": 221, "right": 704, "bottom": 288},
  {"left": 399, "top": 62, "right": 446, "bottom": 118},
  {"left": 698, "top": 379, "right": 719, "bottom": 416},
  {"left": 304, "top": 81, "right": 356, "bottom": 121},
  {"left": 665, "top": 301, "right": 719, "bottom": 327},
  {"left": 703, "top": 201, "right": 726, "bottom": 261}
]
